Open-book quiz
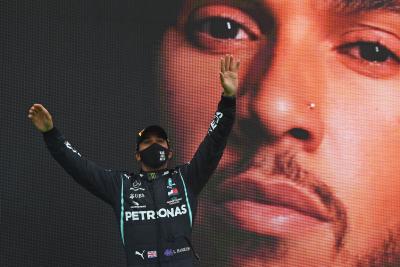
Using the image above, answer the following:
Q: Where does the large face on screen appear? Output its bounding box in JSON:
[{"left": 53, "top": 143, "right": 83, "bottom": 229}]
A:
[{"left": 158, "top": 0, "right": 400, "bottom": 266}]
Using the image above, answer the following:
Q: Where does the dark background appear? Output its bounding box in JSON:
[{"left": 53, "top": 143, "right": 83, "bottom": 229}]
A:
[{"left": 2, "top": 1, "right": 181, "bottom": 266}]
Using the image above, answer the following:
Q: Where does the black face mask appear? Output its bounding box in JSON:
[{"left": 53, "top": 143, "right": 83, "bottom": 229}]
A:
[{"left": 139, "top": 143, "right": 169, "bottom": 169}]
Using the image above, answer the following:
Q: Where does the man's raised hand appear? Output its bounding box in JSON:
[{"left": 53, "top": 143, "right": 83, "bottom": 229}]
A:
[
  {"left": 220, "top": 55, "right": 240, "bottom": 97},
  {"left": 28, "top": 104, "right": 54, "bottom": 133}
]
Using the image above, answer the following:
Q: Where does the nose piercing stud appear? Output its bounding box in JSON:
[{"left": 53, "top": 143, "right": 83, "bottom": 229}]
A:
[{"left": 308, "top": 103, "right": 316, "bottom": 109}]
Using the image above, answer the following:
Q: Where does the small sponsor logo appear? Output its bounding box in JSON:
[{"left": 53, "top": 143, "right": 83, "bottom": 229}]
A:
[
  {"left": 135, "top": 250, "right": 145, "bottom": 260},
  {"left": 167, "top": 178, "right": 176, "bottom": 189},
  {"left": 176, "top": 247, "right": 190, "bottom": 254},
  {"left": 164, "top": 249, "right": 174, "bottom": 257},
  {"left": 130, "top": 200, "right": 146, "bottom": 209},
  {"left": 64, "top": 141, "right": 82, "bottom": 157},
  {"left": 166, "top": 197, "right": 182, "bottom": 206},
  {"left": 159, "top": 150, "right": 166, "bottom": 161},
  {"left": 208, "top": 111, "right": 223, "bottom": 133},
  {"left": 129, "top": 193, "right": 145, "bottom": 199},
  {"left": 163, "top": 247, "right": 191, "bottom": 257},
  {"left": 130, "top": 180, "right": 145, "bottom": 191},
  {"left": 148, "top": 172, "right": 157, "bottom": 181},
  {"left": 147, "top": 250, "right": 157, "bottom": 258},
  {"left": 167, "top": 188, "right": 179, "bottom": 197}
]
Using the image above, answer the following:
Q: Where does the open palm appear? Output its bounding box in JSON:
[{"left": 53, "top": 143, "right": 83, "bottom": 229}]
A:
[
  {"left": 220, "top": 55, "right": 240, "bottom": 96},
  {"left": 28, "top": 104, "right": 54, "bottom": 133}
]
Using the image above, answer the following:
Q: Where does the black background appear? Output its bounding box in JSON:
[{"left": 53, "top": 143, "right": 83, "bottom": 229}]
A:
[{"left": 2, "top": 1, "right": 182, "bottom": 266}]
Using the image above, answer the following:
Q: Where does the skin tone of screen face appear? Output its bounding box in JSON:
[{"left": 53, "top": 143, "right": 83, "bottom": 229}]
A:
[{"left": 158, "top": 0, "right": 400, "bottom": 266}]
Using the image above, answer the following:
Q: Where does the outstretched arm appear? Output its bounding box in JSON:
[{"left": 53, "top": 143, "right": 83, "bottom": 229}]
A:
[
  {"left": 182, "top": 55, "right": 239, "bottom": 195},
  {"left": 220, "top": 54, "right": 240, "bottom": 97},
  {"left": 28, "top": 104, "right": 120, "bottom": 205}
]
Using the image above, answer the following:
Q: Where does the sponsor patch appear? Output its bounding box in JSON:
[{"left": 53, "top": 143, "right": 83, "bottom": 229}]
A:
[
  {"left": 167, "top": 178, "right": 176, "bottom": 189},
  {"left": 147, "top": 250, "right": 157, "bottom": 258},
  {"left": 125, "top": 204, "right": 187, "bottom": 222},
  {"left": 148, "top": 172, "right": 157, "bottom": 181},
  {"left": 159, "top": 150, "right": 166, "bottom": 161},
  {"left": 164, "top": 249, "right": 174, "bottom": 257},
  {"left": 130, "top": 200, "right": 146, "bottom": 209},
  {"left": 163, "top": 247, "right": 191, "bottom": 257},
  {"left": 64, "top": 141, "right": 82, "bottom": 157},
  {"left": 166, "top": 197, "right": 182, "bottom": 206},
  {"left": 176, "top": 247, "right": 190, "bottom": 254},
  {"left": 167, "top": 188, "right": 179, "bottom": 197},
  {"left": 208, "top": 111, "right": 223, "bottom": 133},
  {"left": 135, "top": 250, "right": 145, "bottom": 260},
  {"left": 130, "top": 180, "right": 145, "bottom": 191},
  {"left": 129, "top": 193, "right": 145, "bottom": 199}
]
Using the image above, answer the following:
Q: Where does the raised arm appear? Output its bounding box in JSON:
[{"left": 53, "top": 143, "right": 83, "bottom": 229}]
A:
[
  {"left": 181, "top": 55, "right": 239, "bottom": 195},
  {"left": 28, "top": 104, "right": 120, "bottom": 205}
]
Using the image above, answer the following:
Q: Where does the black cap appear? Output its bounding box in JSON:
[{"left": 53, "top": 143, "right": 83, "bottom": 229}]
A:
[{"left": 136, "top": 125, "right": 169, "bottom": 151}]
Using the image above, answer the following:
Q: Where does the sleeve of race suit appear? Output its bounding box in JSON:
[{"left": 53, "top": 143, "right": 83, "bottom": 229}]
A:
[
  {"left": 181, "top": 95, "right": 236, "bottom": 195},
  {"left": 43, "top": 127, "right": 120, "bottom": 205}
]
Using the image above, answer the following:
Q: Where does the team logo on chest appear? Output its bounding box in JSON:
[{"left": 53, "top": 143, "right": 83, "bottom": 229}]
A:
[{"left": 166, "top": 177, "right": 182, "bottom": 205}]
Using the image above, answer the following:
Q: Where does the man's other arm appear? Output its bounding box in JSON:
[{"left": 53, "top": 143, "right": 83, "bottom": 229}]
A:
[
  {"left": 28, "top": 104, "right": 119, "bottom": 205},
  {"left": 181, "top": 55, "right": 239, "bottom": 194}
]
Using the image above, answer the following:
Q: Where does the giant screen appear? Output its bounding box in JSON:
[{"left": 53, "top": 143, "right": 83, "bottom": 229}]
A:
[{"left": 3, "top": 0, "right": 400, "bottom": 266}]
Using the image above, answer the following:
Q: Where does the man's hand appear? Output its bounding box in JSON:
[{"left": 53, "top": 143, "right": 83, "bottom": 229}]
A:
[
  {"left": 220, "top": 55, "right": 240, "bottom": 97},
  {"left": 28, "top": 104, "right": 54, "bottom": 133}
]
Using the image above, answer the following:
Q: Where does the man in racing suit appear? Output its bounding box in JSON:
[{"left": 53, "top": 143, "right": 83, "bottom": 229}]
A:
[{"left": 28, "top": 55, "right": 240, "bottom": 266}]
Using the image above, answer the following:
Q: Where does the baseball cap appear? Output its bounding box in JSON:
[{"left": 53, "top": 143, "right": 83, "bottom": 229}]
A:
[{"left": 136, "top": 125, "right": 169, "bottom": 150}]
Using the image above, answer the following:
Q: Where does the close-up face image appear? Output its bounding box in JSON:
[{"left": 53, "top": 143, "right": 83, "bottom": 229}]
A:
[
  {"left": 4, "top": 0, "right": 400, "bottom": 266},
  {"left": 159, "top": 0, "right": 400, "bottom": 266}
]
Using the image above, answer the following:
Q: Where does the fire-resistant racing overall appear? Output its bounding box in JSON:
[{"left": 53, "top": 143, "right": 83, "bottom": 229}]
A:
[{"left": 43, "top": 95, "right": 235, "bottom": 266}]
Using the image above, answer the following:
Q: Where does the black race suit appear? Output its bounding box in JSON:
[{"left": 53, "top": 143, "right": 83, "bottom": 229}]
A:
[{"left": 43, "top": 96, "right": 235, "bottom": 266}]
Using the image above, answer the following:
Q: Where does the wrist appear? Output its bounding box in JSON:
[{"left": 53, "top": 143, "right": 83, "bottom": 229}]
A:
[
  {"left": 42, "top": 125, "right": 54, "bottom": 133},
  {"left": 222, "top": 91, "right": 236, "bottom": 97}
]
